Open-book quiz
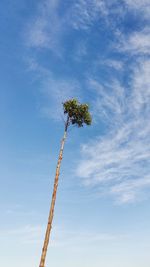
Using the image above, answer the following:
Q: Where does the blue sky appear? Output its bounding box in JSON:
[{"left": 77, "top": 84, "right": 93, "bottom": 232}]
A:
[{"left": 0, "top": 0, "right": 150, "bottom": 266}]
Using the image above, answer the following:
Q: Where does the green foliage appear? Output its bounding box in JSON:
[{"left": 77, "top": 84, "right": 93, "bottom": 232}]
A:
[{"left": 63, "top": 98, "right": 92, "bottom": 127}]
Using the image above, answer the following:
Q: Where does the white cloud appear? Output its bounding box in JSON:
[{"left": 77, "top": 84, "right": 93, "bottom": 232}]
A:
[
  {"left": 131, "top": 59, "right": 150, "bottom": 113},
  {"left": 88, "top": 78, "right": 125, "bottom": 124},
  {"left": 111, "top": 175, "right": 150, "bottom": 203},
  {"left": 70, "top": 0, "right": 108, "bottom": 30},
  {"left": 26, "top": 0, "right": 65, "bottom": 55},
  {"left": 77, "top": 59, "right": 150, "bottom": 203},
  {"left": 119, "top": 28, "right": 150, "bottom": 55}
]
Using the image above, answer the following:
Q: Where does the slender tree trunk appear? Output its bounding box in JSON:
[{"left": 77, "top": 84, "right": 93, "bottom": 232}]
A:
[{"left": 39, "top": 117, "right": 69, "bottom": 267}]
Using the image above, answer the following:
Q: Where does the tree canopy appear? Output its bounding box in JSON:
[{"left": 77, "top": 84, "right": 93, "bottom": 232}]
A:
[{"left": 63, "top": 98, "right": 92, "bottom": 127}]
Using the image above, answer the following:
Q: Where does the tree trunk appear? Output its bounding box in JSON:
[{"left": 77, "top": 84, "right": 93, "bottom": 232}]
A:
[{"left": 39, "top": 117, "right": 69, "bottom": 267}]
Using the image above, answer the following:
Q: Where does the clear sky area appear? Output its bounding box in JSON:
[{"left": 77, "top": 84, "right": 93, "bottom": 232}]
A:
[{"left": 0, "top": 1, "right": 150, "bottom": 267}]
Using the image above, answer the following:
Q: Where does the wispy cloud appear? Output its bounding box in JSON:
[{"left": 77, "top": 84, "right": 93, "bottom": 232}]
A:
[
  {"left": 101, "top": 59, "right": 124, "bottom": 71},
  {"left": 77, "top": 58, "right": 150, "bottom": 204},
  {"left": 0, "top": 225, "right": 127, "bottom": 249},
  {"left": 0, "top": 225, "right": 44, "bottom": 244},
  {"left": 124, "top": 0, "right": 150, "bottom": 18},
  {"left": 70, "top": 0, "right": 108, "bottom": 30},
  {"left": 118, "top": 28, "right": 150, "bottom": 55},
  {"left": 72, "top": 0, "right": 150, "bottom": 204},
  {"left": 25, "top": 0, "right": 65, "bottom": 55},
  {"left": 1, "top": 224, "right": 124, "bottom": 247},
  {"left": 88, "top": 78, "right": 125, "bottom": 124}
]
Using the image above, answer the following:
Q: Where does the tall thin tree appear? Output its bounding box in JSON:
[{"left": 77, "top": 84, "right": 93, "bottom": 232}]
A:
[{"left": 39, "top": 99, "right": 92, "bottom": 267}]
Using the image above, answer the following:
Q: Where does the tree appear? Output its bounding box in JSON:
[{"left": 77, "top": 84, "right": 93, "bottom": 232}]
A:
[{"left": 39, "top": 98, "right": 92, "bottom": 267}]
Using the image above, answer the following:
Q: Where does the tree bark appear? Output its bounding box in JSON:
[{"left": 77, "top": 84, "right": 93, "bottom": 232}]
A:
[{"left": 39, "top": 117, "right": 69, "bottom": 267}]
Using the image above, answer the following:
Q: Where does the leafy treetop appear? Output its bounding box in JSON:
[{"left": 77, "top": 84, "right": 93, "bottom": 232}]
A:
[{"left": 63, "top": 98, "right": 92, "bottom": 127}]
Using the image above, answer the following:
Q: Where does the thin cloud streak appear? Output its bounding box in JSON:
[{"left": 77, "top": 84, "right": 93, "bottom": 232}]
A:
[
  {"left": 0, "top": 224, "right": 126, "bottom": 247},
  {"left": 0, "top": 225, "right": 44, "bottom": 244}
]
